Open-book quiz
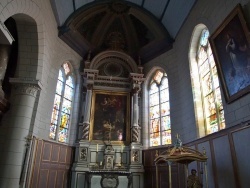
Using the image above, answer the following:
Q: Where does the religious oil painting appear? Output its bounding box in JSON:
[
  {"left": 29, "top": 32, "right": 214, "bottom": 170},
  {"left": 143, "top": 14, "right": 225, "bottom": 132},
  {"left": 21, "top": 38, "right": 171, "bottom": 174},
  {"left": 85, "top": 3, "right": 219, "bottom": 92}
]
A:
[
  {"left": 209, "top": 4, "right": 250, "bottom": 103},
  {"left": 90, "top": 91, "right": 130, "bottom": 143}
]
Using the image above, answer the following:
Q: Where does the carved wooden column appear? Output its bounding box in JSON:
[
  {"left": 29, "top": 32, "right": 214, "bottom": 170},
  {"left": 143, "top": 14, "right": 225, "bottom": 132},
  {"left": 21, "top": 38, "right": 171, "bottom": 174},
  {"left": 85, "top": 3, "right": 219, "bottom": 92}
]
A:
[{"left": 0, "top": 78, "right": 41, "bottom": 187}]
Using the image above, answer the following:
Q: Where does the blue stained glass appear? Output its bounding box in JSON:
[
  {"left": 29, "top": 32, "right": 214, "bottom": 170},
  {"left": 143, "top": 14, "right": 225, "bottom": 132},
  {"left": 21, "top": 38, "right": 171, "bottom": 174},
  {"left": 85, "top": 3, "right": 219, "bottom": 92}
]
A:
[{"left": 200, "top": 29, "right": 209, "bottom": 46}]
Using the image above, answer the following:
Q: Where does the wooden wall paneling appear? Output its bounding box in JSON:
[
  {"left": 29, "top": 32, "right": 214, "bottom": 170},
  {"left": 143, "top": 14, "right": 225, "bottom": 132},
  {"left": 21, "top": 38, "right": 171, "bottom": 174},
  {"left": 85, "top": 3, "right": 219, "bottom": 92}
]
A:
[
  {"left": 197, "top": 141, "right": 215, "bottom": 187},
  {"left": 38, "top": 169, "right": 49, "bottom": 188},
  {"left": 30, "top": 139, "right": 43, "bottom": 188},
  {"left": 56, "top": 170, "right": 65, "bottom": 187},
  {"left": 209, "top": 138, "right": 218, "bottom": 188},
  {"left": 48, "top": 170, "right": 57, "bottom": 188},
  {"left": 42, "top": 142, "right": 52, "bottom": 161},
  {"left": 213, "top": 135, "right": 235, "bottom": 188},
  {"left": 59, "top": 146, "right": 67, "bottom": 163},
  {"left": 231, "top": 126, "right": 250, "bottom": 188},
  {"left": 51, "top": 144, "right": 60, "bottom": 162}
]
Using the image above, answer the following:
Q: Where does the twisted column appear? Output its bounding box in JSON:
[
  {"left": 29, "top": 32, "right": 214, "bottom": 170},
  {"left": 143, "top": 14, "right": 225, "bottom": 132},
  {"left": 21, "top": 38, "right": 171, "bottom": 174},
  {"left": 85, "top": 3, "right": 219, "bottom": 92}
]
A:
[{"left": 82, "top": 84, "right": 93, "bottom": 139}]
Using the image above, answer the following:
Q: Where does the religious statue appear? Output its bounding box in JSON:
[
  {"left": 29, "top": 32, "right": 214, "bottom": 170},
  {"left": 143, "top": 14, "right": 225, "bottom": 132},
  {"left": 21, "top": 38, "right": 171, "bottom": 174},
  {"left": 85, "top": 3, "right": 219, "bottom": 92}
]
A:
[{"left": 187, "top": 169, "right": 202, "bottom": 188}]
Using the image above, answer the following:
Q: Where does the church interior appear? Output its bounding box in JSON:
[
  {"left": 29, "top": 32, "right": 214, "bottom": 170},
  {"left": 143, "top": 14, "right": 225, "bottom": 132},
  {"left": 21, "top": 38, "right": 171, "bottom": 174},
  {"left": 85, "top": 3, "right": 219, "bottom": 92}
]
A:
[{"left": 0, "top": 0, "right": 250, "bottom": 187}]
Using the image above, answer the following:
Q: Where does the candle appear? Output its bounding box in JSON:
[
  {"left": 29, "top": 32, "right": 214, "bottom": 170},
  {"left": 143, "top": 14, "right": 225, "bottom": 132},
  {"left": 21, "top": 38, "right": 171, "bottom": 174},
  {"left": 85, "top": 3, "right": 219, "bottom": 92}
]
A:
[{"left": 97, "top": 144, "right": 98, "bottom": 152}]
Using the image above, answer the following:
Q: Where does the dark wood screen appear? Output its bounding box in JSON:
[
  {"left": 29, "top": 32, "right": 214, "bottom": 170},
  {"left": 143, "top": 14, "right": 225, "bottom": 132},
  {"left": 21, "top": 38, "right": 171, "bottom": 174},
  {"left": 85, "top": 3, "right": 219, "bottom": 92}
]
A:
[
  {"left": 143, "top": 122, "right": 250, "bottom": 188},
  {"left": 29, "top": 139, "right": 74, "bottom": 188}
]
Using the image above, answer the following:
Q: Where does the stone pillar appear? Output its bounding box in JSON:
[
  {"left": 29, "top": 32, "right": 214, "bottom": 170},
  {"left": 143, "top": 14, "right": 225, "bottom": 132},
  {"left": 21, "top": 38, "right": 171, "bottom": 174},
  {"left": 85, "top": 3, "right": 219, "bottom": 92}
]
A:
[{"left": 0, "top": 78, "right": 41, "bottom": 188}]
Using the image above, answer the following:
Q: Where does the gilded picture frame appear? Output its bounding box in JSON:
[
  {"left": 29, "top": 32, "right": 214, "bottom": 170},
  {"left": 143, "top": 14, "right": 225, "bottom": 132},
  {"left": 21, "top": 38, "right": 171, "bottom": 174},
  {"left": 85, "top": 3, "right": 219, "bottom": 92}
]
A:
[
  {"left": 209, "top": 4, "right": 250, "bottom": 103},
  {"left": 89, "top": 90, "right": 130, "bottom": 144}
]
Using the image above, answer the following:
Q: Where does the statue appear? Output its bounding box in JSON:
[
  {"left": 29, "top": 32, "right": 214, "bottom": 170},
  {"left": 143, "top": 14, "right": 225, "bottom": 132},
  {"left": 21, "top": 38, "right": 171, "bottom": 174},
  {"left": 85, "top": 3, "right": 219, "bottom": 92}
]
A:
[{"left": 187, "top": 169, "right": 202, "bottom": 188}]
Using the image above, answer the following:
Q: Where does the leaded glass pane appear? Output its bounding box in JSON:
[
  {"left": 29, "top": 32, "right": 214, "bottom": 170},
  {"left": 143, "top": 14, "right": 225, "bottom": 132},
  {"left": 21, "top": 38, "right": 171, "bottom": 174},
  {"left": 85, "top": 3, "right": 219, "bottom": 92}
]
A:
[
  {"left": 161, "top": 115, "right": 171, "bottom": 131},
  {"left": 50, "top": 64, "right": 75, "bottom": 143},
  {"left": 160, "top": 102, "right": 169, "bottom": 116},
  {"left": 162, "top": 130, "right": 171, "bottom": 145},
  {"left": 199, "top": 59, "right": 209, "bottom": 77},
  {"left": 150, "top": 83, "right": 158, "bottom": 94},
  {"left": 56, "top": 79, "right": 63, "bottom": 95},
  {"left": 160, "top": 89, "right": 169, "bottom": 103},
  {"left": 61, "top": 99, "right": 71, "bottom": 114},
  {"left": 149, "top": 70, "right": 171, "bottom": 146},
  {"left": 160, "top": 78, "right": 168, "bottom": 90},
  {"left": 58, "top": 128, "right": 68, "bottom": 143},
  {"left": 150, "top": 105, "right": 160, "bottom": 119},
  {"left": 58, "top": 69, "right": 64, "bottom": 81},
  {"left": 193, "top": 28, "right": 225, "bottom": 136},
  {"left": 202, "top": 73, "right": 212, "bottom": 96},
  {"left": 60, "top": 112, "right": 70, "bottom": 129},
  {"left": 66, "top": 76, "right": 74, "bottom": 88},
  {"left": 150, "top": 134, "right": 160, "bottom": 146},
  {"left": 200, "top": 29, "right": 209, "bottom": 46},
  {"left": 49, "top": 124, "right": 57, "bottom": 140},
  {"left": 64, "top": 84, "right": 74, "bottom": 100},
  {"left": 150, "top": 92, "right": 159, "bottom": 106}
]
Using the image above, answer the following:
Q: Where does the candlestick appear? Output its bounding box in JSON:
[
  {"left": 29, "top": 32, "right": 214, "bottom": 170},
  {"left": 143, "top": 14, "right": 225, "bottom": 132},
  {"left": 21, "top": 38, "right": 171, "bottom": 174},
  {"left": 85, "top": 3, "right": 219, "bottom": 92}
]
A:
[{"left": 97, "top": 144, "right": 98, "bottom": 152}]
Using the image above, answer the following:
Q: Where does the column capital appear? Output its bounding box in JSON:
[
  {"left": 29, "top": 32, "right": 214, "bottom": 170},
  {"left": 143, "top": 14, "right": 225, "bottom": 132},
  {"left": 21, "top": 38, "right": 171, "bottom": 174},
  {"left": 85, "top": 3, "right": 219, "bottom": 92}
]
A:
[{"left": 9, "top": 78, "right": 42, "bottom": 97}]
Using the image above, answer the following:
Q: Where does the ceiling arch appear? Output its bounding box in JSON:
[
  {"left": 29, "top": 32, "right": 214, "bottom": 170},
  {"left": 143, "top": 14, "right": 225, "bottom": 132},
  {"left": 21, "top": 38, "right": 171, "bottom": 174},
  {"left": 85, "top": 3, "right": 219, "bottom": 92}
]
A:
[{"left": 51, "top": 0, "right": 196, "bottom": 64}]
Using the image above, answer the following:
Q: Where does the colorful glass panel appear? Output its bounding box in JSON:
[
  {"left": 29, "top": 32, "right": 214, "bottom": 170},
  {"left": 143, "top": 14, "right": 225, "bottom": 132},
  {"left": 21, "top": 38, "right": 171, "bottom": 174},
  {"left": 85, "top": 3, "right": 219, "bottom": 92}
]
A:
[
  {"left": 149, "top": 71, "right": 171, "bottom": 146},
  {"left": 194, "top": 28, "right": 225, "bottom": 135},
  {"left": 49, "top": 64, "right": 74, "bottom": 143}
]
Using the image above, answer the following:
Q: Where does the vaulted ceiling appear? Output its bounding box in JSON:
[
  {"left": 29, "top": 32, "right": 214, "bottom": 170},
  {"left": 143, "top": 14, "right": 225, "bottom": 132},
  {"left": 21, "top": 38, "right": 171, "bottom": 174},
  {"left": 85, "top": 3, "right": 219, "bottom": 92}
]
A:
[{"left": 50, "top": 0, "right": 196, "bottom": 64}]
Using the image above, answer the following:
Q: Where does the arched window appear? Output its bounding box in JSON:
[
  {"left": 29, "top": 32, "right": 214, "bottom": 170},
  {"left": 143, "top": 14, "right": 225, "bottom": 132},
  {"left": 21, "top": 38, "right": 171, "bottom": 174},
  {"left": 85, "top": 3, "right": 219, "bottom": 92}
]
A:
[
  {"left": 49, "top": 62, "right": 75, "bottom": 143},
  {"left": 190, "top": 28, "right": 225, "bottom": 136},
  {"left": 149, "top": 70, "right": 171, "bottom": 146}
]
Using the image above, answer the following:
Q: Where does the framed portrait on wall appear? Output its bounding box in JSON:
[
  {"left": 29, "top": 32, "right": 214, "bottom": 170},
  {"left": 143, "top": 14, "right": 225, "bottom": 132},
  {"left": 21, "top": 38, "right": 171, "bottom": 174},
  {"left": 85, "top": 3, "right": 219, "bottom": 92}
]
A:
[
  {"left": 89, "top": 90, "right": 130, "bottom": 144},
  {"left": 209, "top": 4, "right": 250, "bottom": 103}
]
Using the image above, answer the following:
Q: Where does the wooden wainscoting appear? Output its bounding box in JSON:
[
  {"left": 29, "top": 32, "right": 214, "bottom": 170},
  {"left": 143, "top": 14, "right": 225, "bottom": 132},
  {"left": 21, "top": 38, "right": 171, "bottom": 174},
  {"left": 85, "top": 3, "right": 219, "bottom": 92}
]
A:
[
  {"left": 143, "top": 122, "right": 250, "bottom": 188},
  {"left": 28, "top": 139, "right": 74, "bottom": 188}
]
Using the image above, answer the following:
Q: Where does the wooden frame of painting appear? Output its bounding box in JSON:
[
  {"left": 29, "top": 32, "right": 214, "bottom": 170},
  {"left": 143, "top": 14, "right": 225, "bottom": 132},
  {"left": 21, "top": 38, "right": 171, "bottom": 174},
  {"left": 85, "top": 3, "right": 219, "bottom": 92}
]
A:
[
  {"left": 209, "top": 4, "right": 250, "bottom": 103},
  {"left": 89, "top": 90, "right": 130, "bottom": 144}
]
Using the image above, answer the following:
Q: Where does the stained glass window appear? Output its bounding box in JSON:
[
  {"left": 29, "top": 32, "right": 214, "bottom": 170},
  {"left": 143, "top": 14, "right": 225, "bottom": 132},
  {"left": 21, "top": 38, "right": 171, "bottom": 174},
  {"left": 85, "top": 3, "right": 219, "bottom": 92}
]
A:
[
  {"left": 192, "top": 29, "right": 225, "bottom": 135},
  {"left": 49, "top": 62, "right": 74, "bottom": 143},
  {"left": 149, "top": 70, "right": 171, "bottom": 147}
]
